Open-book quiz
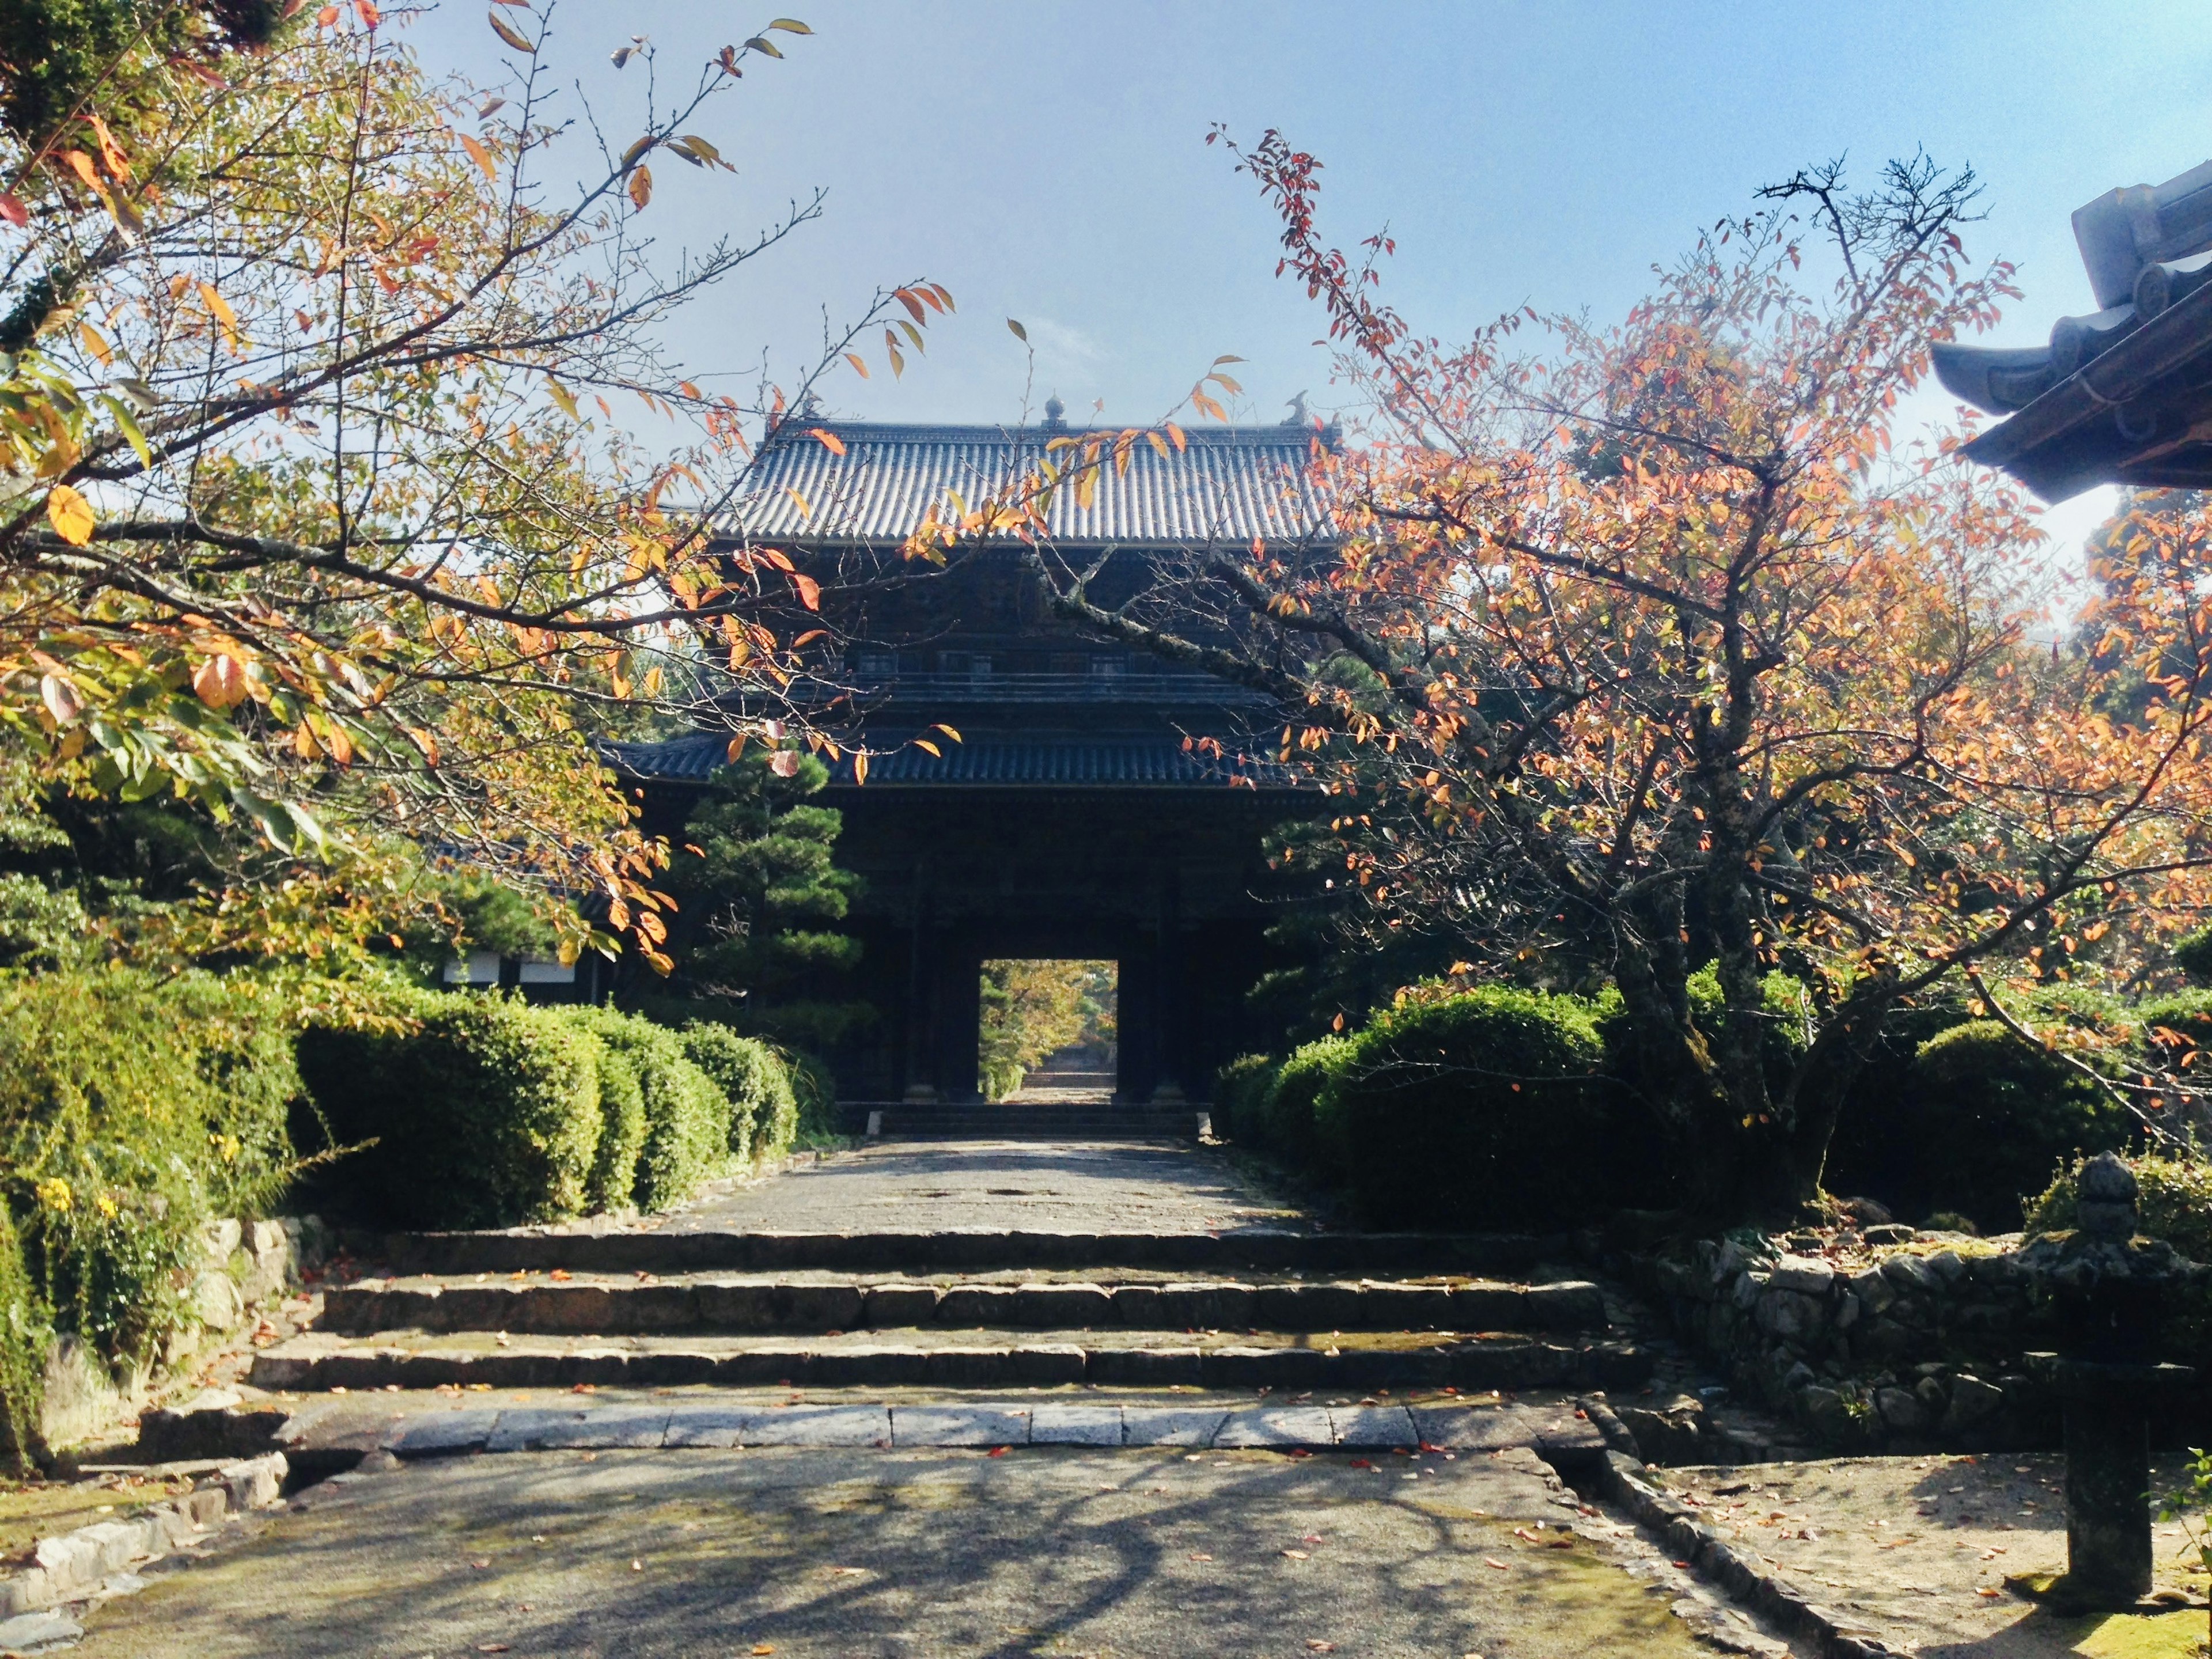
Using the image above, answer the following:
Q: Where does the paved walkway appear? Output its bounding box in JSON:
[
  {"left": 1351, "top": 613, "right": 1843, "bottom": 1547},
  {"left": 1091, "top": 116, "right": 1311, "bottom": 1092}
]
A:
[
  {"left": 641, "top": 1142, "right": 1308, "bottom": 1237},
  {"left": 1648, "top": 1453, "right": 2211, "bottom": 1658},
  {"left": 69, "top": 1446, "right": 1771, "bottom": 1658}
]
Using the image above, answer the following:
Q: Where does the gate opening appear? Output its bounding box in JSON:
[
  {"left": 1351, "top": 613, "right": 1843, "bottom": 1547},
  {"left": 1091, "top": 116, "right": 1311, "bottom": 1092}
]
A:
[{"left": 978, "top": 960, "right": 1117, "bottom": 1102}]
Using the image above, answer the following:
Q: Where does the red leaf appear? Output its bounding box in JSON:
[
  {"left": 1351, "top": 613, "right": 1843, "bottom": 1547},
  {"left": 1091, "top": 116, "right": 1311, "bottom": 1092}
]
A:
[{"left": 0, "top": 193, "right": 26, "bottom": 228}]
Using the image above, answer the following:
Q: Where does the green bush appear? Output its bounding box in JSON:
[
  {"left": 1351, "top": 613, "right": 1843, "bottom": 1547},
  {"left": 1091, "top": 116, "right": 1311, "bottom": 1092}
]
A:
[
  {"left": 1896, "top": 1020, "right": 2133, "bottom": 1231},
  {"left": 1211, "top": 1052, "right": 1278, "bottom": 1143},
  {"left": 298, "top": 988, "right": 604, "bottom": 1229},
  {"left": 2173, "top": 928, "right": 2212, "bottom": 987},
  {"left": 567, "top": 1009, "right": 728, "bottom": 1210},
  {"left": 1327, "top": 987, "right": 1605, "bottom": 1230},
  {"left": 675, "top": 1021, "right": 794, "bottom": 1164},
  {"left": 0, "top": 967, "right": 302, "bottom": 1467},
  {"left": 0, "top": 968, "right": 300, "bottom": 1355},
  {"left": 582, "top": 1035, "right": 646, "bottom": 1214},
  {"left": 2026, "top": 1150, "right": 2212, "bottom": 1260},
  {"left": 1256, "top": 1036, "right": 1355, "bottom": 1169},
  {"left": 0, "top": 1202, "right": 50, "bottom": 1476}
]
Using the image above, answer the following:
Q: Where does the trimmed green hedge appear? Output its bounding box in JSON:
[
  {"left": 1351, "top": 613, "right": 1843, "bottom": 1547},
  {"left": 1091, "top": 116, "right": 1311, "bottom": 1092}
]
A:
[
  {"left": 1326, "top": 987, "right": 1605, "bottom": 1230},
  {"left": 675, "top": 1021, "right": 794, "bottom": 1164},
  {"left": 1898, "top": 1020, "right": 2131, "bottom": 1230},
  {"left": 299, "top": 988, "right": 604, "bottom": 1229},
  {"left": 1257, "top": 1037, "right": 1354, "bottom": 1169},
  {"left": 582, "top": 1033, "right": 646, "bottom": 1214},
  {"left": 565, "top": 1009, "right": 728, "bottom": 1211}
]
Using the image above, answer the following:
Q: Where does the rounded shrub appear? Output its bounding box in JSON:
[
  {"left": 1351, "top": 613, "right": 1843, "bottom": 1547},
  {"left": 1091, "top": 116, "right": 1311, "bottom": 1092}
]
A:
[
  {"left": 298, "top": 987, "right": 604, "bottom": 1229},
  {"left": 1259, "top": 1037, "right": 1354, "bottom": 1170},
  {"left": 1898, "top": 1020, "right": 2133, "bottom": 1231},
  {"left": 675, "top": 1021, "right": 796, "bottom": 1164},
  {"left": 1328, "top": 987, "right": 1605, "bottom": 1230},
  {"left": 571, "top": 1009, "right": 729, "bottom": 1210}
]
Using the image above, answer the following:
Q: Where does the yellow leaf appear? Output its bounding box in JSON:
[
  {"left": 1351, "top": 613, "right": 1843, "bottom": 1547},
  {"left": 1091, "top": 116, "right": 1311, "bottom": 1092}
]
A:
[
  {"left": 45, "top": 485, "right": 94, "bottom": 546},
  {"left": 628, "top": 165, "right": 653, "bottom": 209},
  {"left": 192, "top": 653, "right": 249, "bottom": 710},
  {"left": 853, "top": 749, "right": 869, "bottom": 785},
  {"left": 914, "top": 738, "right": 940, "bottom": 757},
  {"left": 545, "top": 376, "right": 579, "bottom": 419},
  {"left": 745, "top": 35, "right": 785, "bottom": 57},
  {"left": 766, "top": 18, "right": 812, "bottom": 32},
  {"left": 459, "top": 133, "right": 499, "bottom": 181},
  {"left": 933, "top": 722, "right": 962, "bottom": 743},
  {"left": 196, "top": 280, "right": 235, "bottom": 328},
  {"left": 77, "top": 320, "right": 113, "bottom": 366}
]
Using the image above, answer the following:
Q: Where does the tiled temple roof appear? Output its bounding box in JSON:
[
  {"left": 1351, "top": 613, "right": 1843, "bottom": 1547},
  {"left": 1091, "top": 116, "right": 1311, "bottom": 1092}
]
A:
[
  {"left": 725, "top": 418, "right": 1336, "bottom": 548},
  {"left": 603, "top": 732, "right": 1294, "bottom": 790}
]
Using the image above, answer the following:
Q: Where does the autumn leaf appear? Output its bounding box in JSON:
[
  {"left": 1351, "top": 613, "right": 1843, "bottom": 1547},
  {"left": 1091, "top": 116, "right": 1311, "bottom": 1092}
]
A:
[
  {"left": 192, "top": 654, "right": 250, "bottom": 710},
  {"left": 45, "top": 486, "right": 95, "bottom": 546},
  {"left": 459, "top": 134, "right": 499, "bottom": 181},
  {"left": 809, "top": 427, "right": 846, "bottom": 456},
  {"left": 488, "top": 10, "right": 535, "bottom": 51},
  {"left": 852, "top": 750, "right": 869, "bottom": 785},
  {"left": 544, "top": 377, "right": 580, "bottom": 419},
  {"left": 1006, "top": 317, "right": 1028, "bottom": 342},
  {"left": 767, "top": 17, "right": 812, "bottom": 31},
  {"left": 627, "top": 165, "right": 653, "bottom": 209},
  {"left": 745, "top": 36, "right": 785, "bottom": 57},
  {"left": 0, "top": 194, "right": 25, "bottom": 227},
  {"left": 769, "top": 750, "right": 800, "bottom": 777},
  {"left": 791, "top": 573, "right": 820, "bottom": 610},
  {"left": 843, "top": 353, "right": 869, "bottom": 378}
]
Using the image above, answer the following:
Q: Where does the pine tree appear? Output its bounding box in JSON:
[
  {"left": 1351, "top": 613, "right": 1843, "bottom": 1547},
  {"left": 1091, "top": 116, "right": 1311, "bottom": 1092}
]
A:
[{"left": 660, "top": 753, "right": 870, "bottom": 1049}]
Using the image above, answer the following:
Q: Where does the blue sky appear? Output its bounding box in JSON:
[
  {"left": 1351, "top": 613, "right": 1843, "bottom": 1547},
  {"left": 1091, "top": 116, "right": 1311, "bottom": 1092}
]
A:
[{"left": 402, "top": 0, "right": 2212, "bottom": 550}]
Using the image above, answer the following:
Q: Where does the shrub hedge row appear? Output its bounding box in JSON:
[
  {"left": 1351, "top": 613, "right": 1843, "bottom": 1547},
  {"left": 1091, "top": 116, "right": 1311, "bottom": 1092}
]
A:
[
  {"left": 300, "top": 994, "right": 811, "bottom": 1229},
  {"left": 1221, "top": 976, "right": 2159, "bottom": 1234}
]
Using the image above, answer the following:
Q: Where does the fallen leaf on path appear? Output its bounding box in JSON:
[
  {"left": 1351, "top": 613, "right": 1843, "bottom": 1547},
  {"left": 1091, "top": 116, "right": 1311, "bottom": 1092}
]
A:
[
  {"left": 469, "top": 1559, "right": 490, "bottom": 1569},
  {"left": 1349, "top": 1459, "right": 1373, "bottom": 1469},
  {"left": 1306, "top": 1644, "right": 1335, "bottom": 1653},
  {"left": 988, "top": 1446, "right": 1009, "bottom": 1457},
  {"left": 752, "top": 1647, "right": 775, "bottom": 1656},
  {"left": 1484, "top": 1558, "right": 1508, "bottom": 1570},
  {"left": 476, "top": 1647, "right": 511, "bottom": 1654},
  {"left": 1188, "top": 1552, "right": 1213, "bottom": 1562},
  {"left": 630, "top": 1560, "right": 642, "bottom": 1571},
  {"left": 829, "top": 1567, "right": 865, "bottom": 1577},
  {"left": 549, "top": 1270, "right": 573, "bottom": 1282},
  {"left": 1283, "top": 1549, "right": 1310, "bottom": 1559},
  {"left": 1976, "top": 1588, "right": 2001, "bottom": 1598}
]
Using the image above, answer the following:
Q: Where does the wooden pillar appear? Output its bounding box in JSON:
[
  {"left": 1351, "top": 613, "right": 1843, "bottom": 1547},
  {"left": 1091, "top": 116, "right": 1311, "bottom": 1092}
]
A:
[
  {"left": 902, "top": 859, "right": 937, "bottom": 1101},
  {"left": 1151, "top": 863, "right": 1186, "bottom": 1102}
]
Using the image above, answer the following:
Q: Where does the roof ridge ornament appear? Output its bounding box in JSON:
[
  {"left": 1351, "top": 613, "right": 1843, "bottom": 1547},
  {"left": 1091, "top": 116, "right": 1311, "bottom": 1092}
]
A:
[
  {"left": 1042, "top": 395, "right": 1066, "bottom": 430},
  {"left": 1938, "top": 156, "right": 2212, "bottom": 499},
  {"left": 1282, "top": 391, "right": 1309, "bottom": 426}
]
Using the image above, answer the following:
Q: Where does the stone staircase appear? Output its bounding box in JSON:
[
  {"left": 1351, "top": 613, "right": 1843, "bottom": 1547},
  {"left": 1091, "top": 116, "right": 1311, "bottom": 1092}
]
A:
[
  {"left": 250, "top": 1226, "right": 1652, "bottom": 1395},
  {"left": 855, "top": 1100, "right": 1202, "bottom": 1139}
]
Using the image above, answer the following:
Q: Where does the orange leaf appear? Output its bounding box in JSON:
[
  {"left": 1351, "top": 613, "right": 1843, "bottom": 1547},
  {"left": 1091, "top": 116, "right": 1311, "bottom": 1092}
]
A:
[
  {"left": 0, "top": 194, "right": 25, "bottom": 228},
  {"left": 853, "top": 750, "right": 869, "bottom": 785},
  {"left": 892, "top": 287, "right": 926, "bottom": 325},
  {"left": 842, "top": 353, "right": 869, "bottom": 378},
  {"left": 459, "top": 134, "right": 498, "bottom": 181},
  {"left": 791, "top": 573, "right": 820, "bottom": 611},
  {"left": 809, "top": 427, "right": 846, "bottom": 456},
  {"left": 487, "top": 10, "right": 535, "bottom": 51},
  {"left": 627, "top": 165, "right": 653, "bottom": 209}
]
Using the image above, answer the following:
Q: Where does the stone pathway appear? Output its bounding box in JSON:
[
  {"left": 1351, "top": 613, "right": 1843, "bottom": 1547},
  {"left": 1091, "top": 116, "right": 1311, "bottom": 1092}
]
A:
[
  {"left": 628, "top": 1141, "right": 1307, "bottom": 1237},
  {"left": 66, "top": 1444, "right": 1781, "bottom": 1658}
]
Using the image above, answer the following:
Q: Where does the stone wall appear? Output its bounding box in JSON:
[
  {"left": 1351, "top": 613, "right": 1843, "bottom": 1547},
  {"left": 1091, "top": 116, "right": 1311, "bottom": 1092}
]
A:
[
  {"left": 39, "top": 1215, "right": 328, "bottom": 1449},
  {"left": 1627, "top": 1231, "right": 2064, "bottom": 1451}
]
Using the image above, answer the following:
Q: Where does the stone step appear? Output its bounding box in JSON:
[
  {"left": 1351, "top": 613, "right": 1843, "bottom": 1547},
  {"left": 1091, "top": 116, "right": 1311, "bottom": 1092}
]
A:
[
  {"left": 318, "top": 1273, "right": 1609, "bottom": 1338},
  {"left": 358, "top": 1396, "right": 1606, "bottom": 1461},
  {"left": 380, "top": 1228, "right": 1563, "bottom": 1278},
  {"left": 250, "top": 1327, "right": 1653, "bottom": 1393}
]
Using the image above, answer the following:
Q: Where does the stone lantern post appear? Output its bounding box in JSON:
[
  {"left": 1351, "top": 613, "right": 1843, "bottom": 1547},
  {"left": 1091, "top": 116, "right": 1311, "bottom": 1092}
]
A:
[{"left": 2024, "top": 1153, "right": 2195, "bottom": 1609}]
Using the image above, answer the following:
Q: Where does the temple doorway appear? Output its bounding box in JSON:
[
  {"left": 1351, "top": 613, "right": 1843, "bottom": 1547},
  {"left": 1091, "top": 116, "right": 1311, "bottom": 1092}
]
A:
[{"left": 978, "top": 960, "right": 1118, "bottom": 1103}]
